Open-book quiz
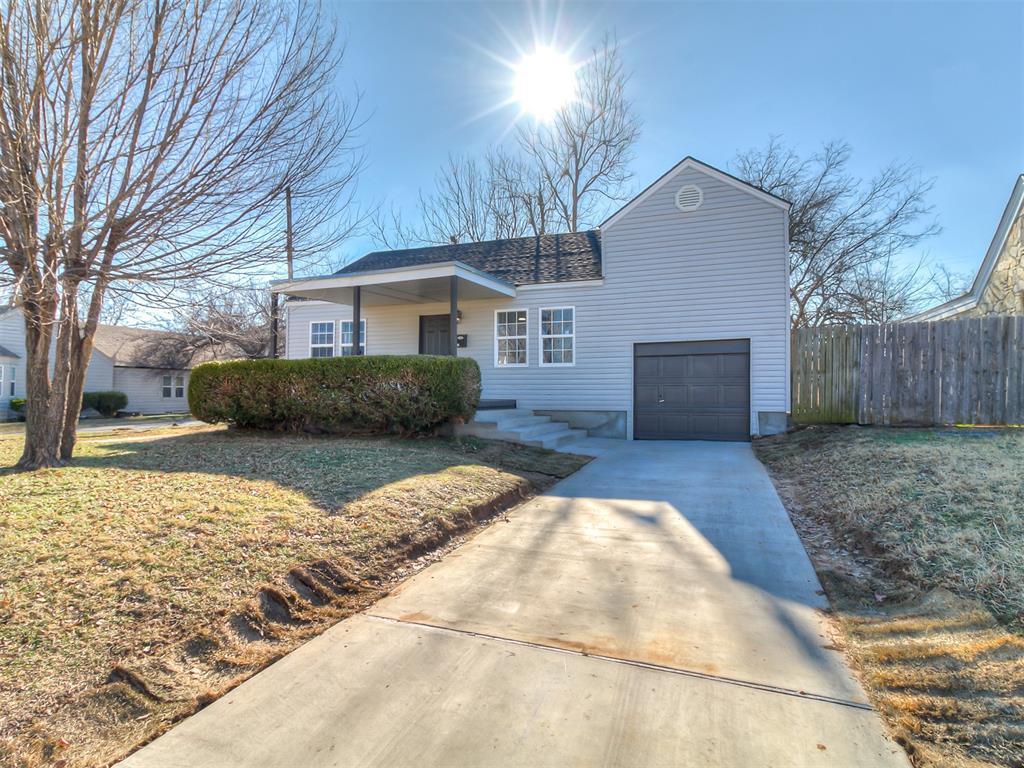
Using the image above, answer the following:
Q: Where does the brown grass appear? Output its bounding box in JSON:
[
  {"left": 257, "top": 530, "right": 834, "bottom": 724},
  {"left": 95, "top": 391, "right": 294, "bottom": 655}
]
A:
[
  {"left": 0, "top": 425, "right": 589, "bottom": 767},
  {"left": 755, "top": 426, "right": 1024, "bottom": 768}
]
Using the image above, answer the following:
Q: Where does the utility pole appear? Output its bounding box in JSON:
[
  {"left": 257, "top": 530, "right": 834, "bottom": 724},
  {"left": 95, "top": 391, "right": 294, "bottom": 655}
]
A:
[
  {"left": 269, "top": 187, "right": 294, "bottom": 359},
  {"left": 285, "top": 186, "right": 294, "bottom": 280}
]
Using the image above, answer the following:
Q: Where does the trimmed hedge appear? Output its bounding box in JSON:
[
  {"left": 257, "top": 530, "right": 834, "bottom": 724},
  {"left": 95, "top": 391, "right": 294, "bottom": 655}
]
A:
[
  {"left": 189, "top": 355, "right": 481, "bottom": 435},
  {"left": 82, "top": 391, "right": 128, "bottom": 417}
]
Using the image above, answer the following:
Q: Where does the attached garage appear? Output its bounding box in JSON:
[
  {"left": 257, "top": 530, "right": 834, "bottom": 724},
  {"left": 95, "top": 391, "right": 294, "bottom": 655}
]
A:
[{"left": 633, "top": 340, "right": 750, "bottom": 441}]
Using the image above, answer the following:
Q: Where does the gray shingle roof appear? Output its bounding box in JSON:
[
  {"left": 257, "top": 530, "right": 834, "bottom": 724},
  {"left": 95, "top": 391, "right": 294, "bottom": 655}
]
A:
[
  {"left": 92, "top": 325, "right": 244, "bottom": 369},
  {"left": 336, "top": 230, "right": 602, "bottom": 286},
  {"left": 0, "top": 343, "right": 18, "bottom": 358}
]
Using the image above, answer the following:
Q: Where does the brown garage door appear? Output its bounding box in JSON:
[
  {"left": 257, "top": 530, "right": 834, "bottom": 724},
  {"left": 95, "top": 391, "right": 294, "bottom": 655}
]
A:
[{"left": 634, "top": 339, "right": 750, "bottom": 441}]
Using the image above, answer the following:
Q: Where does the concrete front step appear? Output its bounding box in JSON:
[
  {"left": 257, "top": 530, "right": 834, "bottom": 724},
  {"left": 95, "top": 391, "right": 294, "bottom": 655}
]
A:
[
  {"left": 529, "top": 429, "right": 589, "bottom": 450},
  {"left": 470, "top": 408, "right": 532, "bottom": 423},
  {"left": 454, "top": 408, "right": 589, "bottom": 453}
]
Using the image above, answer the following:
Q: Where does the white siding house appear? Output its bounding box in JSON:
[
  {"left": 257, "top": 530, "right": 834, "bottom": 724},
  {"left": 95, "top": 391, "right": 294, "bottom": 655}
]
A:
[
  {"left": 278, "top": 157, "right": 791, "bottom": 440},
  {"left": 0, "top": 310, "right": 239, "bottom": 419}
]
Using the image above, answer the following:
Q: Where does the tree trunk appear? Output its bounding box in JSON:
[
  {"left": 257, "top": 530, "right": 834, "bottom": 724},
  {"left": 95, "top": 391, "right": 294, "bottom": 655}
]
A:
[
  {"left": 18, "top": 309, "right": 67, "bottom": 469},
  {"left": 59, "top": 333, "right": 91, "bottom": 461}
]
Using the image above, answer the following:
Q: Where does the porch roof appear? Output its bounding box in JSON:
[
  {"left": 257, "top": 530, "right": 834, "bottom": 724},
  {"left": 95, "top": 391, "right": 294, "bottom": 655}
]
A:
[{"left": 270, "top": 261, "right": 517, "bottom": 306}]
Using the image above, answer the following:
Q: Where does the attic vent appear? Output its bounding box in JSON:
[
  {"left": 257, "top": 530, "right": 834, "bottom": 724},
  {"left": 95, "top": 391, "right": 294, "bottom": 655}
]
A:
[{"left": 675, "top": 184, "right": 703, "bottom": 212}]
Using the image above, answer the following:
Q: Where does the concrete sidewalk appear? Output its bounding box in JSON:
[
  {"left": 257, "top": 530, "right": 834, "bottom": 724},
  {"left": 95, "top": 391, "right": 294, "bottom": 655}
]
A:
[{"left": 121, "top": 441, "right": 908, "bottom": 767}]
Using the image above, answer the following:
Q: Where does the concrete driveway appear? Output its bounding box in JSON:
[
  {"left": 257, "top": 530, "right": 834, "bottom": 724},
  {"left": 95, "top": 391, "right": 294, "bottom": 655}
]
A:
[{"left": 121, "top": 441, "right": 908, "bottom": 768}]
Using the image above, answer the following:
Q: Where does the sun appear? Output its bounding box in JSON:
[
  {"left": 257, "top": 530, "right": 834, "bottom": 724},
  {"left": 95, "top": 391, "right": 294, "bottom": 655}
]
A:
[{"left": 513, "top": 47, "right": 577, "bottom": 121}]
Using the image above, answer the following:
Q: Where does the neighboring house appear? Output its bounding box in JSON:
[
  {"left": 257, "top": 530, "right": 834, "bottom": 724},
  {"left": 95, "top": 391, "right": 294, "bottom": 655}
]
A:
[
  {"left": 0, "top": 307, "right": 21, "bottom": 418},
  {"left": 90, "top": 325, "right": 243, "bottom": 415},
  {"left": 909, "top": 174, "right": 1024, "bottom": 321},
  {"left": 0, "top": 309, "right": 242, "bottom": 419},
  {"left": 275, "top": 156, "right": 792, "bottom": 441}
]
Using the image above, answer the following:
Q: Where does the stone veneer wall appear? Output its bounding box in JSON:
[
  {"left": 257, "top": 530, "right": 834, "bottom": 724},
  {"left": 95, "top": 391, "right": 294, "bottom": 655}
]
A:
[{"left": 973, "top": 208, "right": 1024, "bottom": 315}]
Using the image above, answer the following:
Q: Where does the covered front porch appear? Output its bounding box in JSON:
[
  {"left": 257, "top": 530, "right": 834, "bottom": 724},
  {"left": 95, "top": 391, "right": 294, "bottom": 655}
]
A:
[{"left": 271, "top": 261, "right": 515, "bottom": 357}]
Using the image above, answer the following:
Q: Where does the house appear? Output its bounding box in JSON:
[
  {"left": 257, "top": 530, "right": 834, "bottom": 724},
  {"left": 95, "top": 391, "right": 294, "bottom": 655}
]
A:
[
  {"left": 909, "top": 174, "right": 1024, "bottom": 320},
  {"left": 0, "top": 309, "right": 241, "bottom": 419},
  {"left": 274, "top": 156, "right": 792, "bottom": 441}
]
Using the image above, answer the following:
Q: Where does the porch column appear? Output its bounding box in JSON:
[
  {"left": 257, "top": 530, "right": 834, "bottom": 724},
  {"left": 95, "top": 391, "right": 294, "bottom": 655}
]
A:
[
  {"left": 449, "top": 275, "right": 458, "bottom": 357},
  {"left": 269, "top": 289, "right": 279, "bottom": 358},
  {"left": 352, "top": 285, "right": 362, "bottom": 355}
]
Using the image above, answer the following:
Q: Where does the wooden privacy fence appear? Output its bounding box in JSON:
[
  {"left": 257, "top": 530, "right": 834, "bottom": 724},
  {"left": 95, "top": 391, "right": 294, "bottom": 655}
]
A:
[{"left": 792, "top": 316, "right": 1024, "bottom": 426}]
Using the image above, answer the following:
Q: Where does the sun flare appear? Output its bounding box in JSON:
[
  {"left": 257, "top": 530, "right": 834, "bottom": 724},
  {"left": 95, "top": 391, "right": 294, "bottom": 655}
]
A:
[{"left": 513, "top": 47, "right": 577, "bottom": 121}]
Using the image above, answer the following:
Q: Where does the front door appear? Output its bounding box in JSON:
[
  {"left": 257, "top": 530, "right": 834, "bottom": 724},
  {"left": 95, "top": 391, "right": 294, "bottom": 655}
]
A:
[{"left": 419, "top": 314, "right": 451, "bottom": 355}]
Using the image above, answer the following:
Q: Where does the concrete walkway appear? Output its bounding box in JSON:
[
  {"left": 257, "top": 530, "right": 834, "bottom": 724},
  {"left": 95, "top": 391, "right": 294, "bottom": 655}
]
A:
[{"left": 121, "top": 441, "right": 908, "bottom": 768}]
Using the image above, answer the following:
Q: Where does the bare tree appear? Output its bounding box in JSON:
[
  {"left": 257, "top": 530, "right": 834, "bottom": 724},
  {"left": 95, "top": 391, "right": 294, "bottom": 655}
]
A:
[
  {"left": 832, "top": 251, "right": 937, "bottom": 324},
  {"left": 928, "top": 264, "right": 973, "bottom": 302},
  {"left": 373, "top": 149, "right": 548, "bottom": 248},
  {"left": 517, "top": 35, "right": 641, "bottom": 232},
  {"left": 171, "top": 283, "right": 277, "bottom": 359},
  {"left": 373, "top": 35, "right": 640, "bottom": 249},
  {"left": 0, "top": 0, "right": 362, "bottom": 468},
  {"left": 732, "top": 138, "right": 940, "bottom": 327}
]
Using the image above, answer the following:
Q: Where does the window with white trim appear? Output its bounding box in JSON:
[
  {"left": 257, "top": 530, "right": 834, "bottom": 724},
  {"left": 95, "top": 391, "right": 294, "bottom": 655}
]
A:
[
  {"left": 8, "top": 366, "right": 13, "bottom": 397},
  {"left": 540, "top": 307, "right": 575, "bottom": 366},
  {"left": 340, "top": 320, "right": 366, "bottom": 356},
  {"left": 162, "top": 374, "right": 185, "bottom": 398},
  {"left": 310, "top": 321, "right": 335, "bottom": 357},
  {"left": 495, "top": 309, "right": 528, "bottom": 367}
]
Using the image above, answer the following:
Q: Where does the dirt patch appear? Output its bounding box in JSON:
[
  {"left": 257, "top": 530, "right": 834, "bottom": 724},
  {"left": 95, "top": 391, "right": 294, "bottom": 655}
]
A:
[{"left": 755, "top": 426, "right": 1024, "bottom": 768}]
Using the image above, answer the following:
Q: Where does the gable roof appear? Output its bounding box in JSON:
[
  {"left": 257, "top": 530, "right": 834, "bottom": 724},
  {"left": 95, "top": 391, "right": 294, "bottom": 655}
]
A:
[
  {"left": 92, "top": 325, "right": 243, "bottom": 369},
  {"left": 601, "top": 156, "right": 792, "bottom": 232},
  {"left": 0, "top": 343, "right": 18, "bottom": 358},
  {"left": 907, "top": 174, "right": 1024, "bottom": 321},
  {"left": 336, "top": 230, "right": 602, "bottom": 286}
]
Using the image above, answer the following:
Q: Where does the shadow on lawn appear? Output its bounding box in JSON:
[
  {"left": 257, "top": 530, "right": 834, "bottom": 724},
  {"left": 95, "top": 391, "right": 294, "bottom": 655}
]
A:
[{"left": 53, "top": 427, "right": 587, "bottom": 513}]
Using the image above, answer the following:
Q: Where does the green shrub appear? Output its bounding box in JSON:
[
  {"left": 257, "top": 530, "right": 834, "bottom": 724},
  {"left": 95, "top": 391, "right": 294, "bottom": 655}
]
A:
[
  {"left": 9, "top": 397, "right": 26, "bottom": 412},
  {"left": 189, "top": 355, "right": 481, "bottom": 435},
  {"left": 82, "top": 391, "right": 129, "bottom": 417}
]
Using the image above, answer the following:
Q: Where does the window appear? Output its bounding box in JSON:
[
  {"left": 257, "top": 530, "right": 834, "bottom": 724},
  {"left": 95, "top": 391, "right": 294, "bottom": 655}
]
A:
[
  {"left": 495, "top": 309, "right": 528, "bottom": 367},
  {"left": 340, "top": 320, "right": 366, "bottom": 356},
  {"left": 310, "top": 321, "right": 335, "bottom": 358},
  {"left": 0, "top": 365, "right": 9, "bottom": 397},
  {"left": 540, "top": 307, "right": 575, "bottom": 366},
  {"left": 163, "top": 374, "right": 185, "bottom": 398}
]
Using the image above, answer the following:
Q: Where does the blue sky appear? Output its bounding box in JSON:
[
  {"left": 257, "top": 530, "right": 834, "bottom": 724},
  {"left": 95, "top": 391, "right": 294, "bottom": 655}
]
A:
[{"left": 328, "top": 0, "right": 1023, "bottom": 278}]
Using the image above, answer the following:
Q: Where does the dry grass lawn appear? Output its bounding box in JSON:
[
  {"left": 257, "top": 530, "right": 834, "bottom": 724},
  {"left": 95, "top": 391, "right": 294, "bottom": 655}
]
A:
[
  {"left": 0, "top": 424, "right": 589, "bottom": 767},
  {"left": 755, "top": 426, "right": 1024, "bottom": 768}
]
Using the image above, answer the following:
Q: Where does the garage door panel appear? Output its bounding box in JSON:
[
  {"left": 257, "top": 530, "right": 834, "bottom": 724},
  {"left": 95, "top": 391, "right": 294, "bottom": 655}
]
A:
[
  {"left": 662, "top": 385, "right": 688, "bottom": 405},
  {"left": 634, "top": 340, "right": 750, "bottom": 441},
  {"left": 722, "top": 385, "right": 748, "bottom": 407},
  {"left": 636, "top": 385, "right": 660, "bottom": 405},
  {"left": 690, "top": 385, "right": 720, "bottom": 406},
  {"left": 661, "top": 357, "right": 687, "bottom": 377},
  {"left": 635, "top": 358, "right": 661, "bottom": 378},
  {"left": 718, "top": 415, "right": 749, "bottom": 437},
  {"left": 721, "top": 354, "right": 749, "bottom": 376},
  {"left": 690, "top": 356, "right": 719, "bottom": 377}
]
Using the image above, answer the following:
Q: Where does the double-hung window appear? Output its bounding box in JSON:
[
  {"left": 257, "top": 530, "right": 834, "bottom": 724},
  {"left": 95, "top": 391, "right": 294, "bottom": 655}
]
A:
[
  {"left": 495, "top": 310, "right": 528, "bottom": 367},
  {"left": 7, "top": 366, "right": 13, "bottom": 397},
  {"left": 340, "top": 320, "right": 366, "bottom": 356},
  {"left": 540, "top": 307, "right": 575, "bottom": 366},
  {"left": 310, "top": 321, "right": 335, "bottom": 357},
  {"left": 162, "top": 374, "right": 185, "bottom": 398}
]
